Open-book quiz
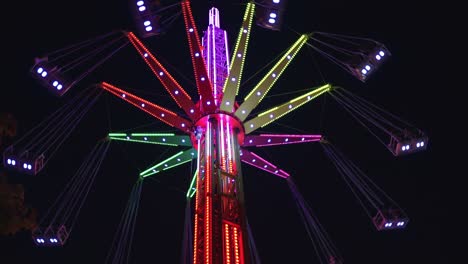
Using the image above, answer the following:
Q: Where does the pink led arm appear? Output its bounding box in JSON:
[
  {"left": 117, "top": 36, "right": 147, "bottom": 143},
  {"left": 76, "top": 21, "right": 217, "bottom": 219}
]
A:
[
  {"left": 240, "top": 148, "right": 290, "bottom": 178},
  {"left": 243, "top": 134, "right": 322, "bottom": 147}
]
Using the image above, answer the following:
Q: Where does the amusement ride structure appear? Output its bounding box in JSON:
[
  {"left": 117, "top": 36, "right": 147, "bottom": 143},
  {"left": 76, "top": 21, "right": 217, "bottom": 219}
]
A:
[{"left": 3, "top": 1, "right": 428, "bottom": 263}]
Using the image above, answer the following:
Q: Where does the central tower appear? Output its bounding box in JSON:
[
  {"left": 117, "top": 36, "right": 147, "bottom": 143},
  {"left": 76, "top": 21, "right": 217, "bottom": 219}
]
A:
[{"left": 192, "top": 8, "right": 249, "bottom": 264}]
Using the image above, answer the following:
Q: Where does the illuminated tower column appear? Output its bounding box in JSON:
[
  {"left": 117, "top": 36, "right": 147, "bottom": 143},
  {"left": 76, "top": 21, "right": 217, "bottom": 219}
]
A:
[
  {"left": 192, "top": 6, "right": 249, "bottom": 264},
  {"left": 192, "top": 114, "right": 249, "bottom": 264},
  {"left": 202, "top": 8, "right": 230, "bottom": 105}
]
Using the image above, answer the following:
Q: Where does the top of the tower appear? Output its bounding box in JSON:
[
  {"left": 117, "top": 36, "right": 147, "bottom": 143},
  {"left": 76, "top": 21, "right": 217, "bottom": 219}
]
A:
[{"left": 208, "top": 7, "right": 220, "bottom": 28}]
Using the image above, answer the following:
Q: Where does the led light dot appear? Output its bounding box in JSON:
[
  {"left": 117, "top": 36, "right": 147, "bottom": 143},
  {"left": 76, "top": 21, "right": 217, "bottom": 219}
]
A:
[
  {"left": 189, "top": 28, "right": 194, "bottom": 32},
  {"left": 376, "top": 54, "right": 381, "bottom": 60},
  {"left": 37, "top": 67, "right": 44, "bottom": 74},
  {"left": 53, "top": 81, "right": 58, "bottom": 87},
  {"left": 144, "top": 53, "right": 148, "bottom": 57},
  {"left": 365, "top": 65, "right": 371, "bottom": 71},
  {"left": 139, "top": 6, "right": 146, "bottom": 12}
]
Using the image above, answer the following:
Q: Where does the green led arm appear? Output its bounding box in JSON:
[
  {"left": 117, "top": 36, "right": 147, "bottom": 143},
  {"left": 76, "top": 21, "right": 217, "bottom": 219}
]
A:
[
  {"left": 220, "top": 2, "right": 255, "bottom": 113},
  {"left": 234, "top": 34, "right": 309, "bottom": 121},
  {"left": 140, "top": 148, "right": 197, "bottom": 178},
  {"left": 244, "top": 84, "right": 331, "bottom": 134},
  {"left": 186, "top": 169, "right": 198, "bottom": 198},
  {"left": 108, "top": 133, "right": 192, "bottom": 147}
]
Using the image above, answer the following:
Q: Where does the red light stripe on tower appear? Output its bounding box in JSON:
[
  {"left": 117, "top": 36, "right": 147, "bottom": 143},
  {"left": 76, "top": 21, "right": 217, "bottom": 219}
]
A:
[
  {"left": 126, "top": 32, "right": 200, "bottom": 120},
  {"left": 101, "top": 82, "right": 192, "bottom": 133},
  {"left": 181, "top": 1, "right": 216, "bottom": 113}
]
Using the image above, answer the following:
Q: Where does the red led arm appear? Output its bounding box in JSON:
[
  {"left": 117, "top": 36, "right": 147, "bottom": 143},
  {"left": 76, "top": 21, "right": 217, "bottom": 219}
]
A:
[
  {"left": 181, "top": 0, "right": 216, "bottom": 112},
  {"left": 240, "top": 148, "right": 290, "bottom": 178},
  {"left": 126, "top": 32, "right": 200, "bottom": 120},
  {"left": 101, "top": 82, "right": 192, "bottom": 133}
]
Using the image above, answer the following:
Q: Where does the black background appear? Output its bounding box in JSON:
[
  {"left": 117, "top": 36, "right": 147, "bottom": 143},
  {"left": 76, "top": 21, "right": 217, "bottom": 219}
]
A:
[{"left": 1, "top": 0, "right": 443, "bottom": 263}]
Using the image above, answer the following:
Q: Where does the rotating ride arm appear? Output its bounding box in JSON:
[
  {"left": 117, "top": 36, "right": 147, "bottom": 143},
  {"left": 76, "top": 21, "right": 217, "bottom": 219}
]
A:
[
  {"left": 234, "top": 34, "right": 309, "bottom": 121},
  {"left": 243, "top": 134, "right": 322, "bottom": 147},
  {"left": 140, "top": 148, "right": 197, "bottom": 178},
  {"left": 181, "top": 0, "right": 216, "bottom": 112},
  {"left": 240, "top": 148, "right": 290, "bottom": 178},
  {"left": 220, "top": 2, "right": 255, "bottom": 112},
  {"left": 244, "top": 84, "right": 331, "bottom": 134},
  {"left": 108, "top": 133, "right": 192, "bottom": 147},
  {"left": 101, "top": 82, "right": 192, "bottom": 133},
  {"left": 126, "top": 32, "right": 200, "bottom": 119}
]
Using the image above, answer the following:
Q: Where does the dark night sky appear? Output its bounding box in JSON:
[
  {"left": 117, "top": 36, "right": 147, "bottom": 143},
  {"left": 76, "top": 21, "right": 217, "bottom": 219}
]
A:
[{"left": 1, "top": 0, "right": 443, "bottom": 263}]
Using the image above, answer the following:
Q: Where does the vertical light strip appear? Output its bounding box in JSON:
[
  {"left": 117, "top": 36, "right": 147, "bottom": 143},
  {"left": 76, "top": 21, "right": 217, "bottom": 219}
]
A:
[
  {"left": 193, "top": 138, "right": 202, "bottom": 264},
  {"left": 225, "top": 223, "right": 231, "bottom": 264},
  {"left": 233, "top": 226, "right": 240, "bottom": 264},
  {"left": 207, "top": 27, "right": 211, "bottom": 92},
  {"left": 224, "top": 30, "right": 230, "bottom": 71}
]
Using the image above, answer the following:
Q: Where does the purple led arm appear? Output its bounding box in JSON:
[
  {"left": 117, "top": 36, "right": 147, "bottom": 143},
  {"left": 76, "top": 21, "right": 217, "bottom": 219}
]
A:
[
  {"left": 243, "top": 134, "right": 322, "bottom": 147},
  {"left": 240, "top": 148, "right": 290, "bottom": 178}
]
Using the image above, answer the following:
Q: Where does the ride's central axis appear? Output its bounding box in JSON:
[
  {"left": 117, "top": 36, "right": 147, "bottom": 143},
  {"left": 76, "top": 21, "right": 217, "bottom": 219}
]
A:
[
  {"left": 192, "top": 113, "right": 249, "bottom": 264},
  {"left": 190, "top": 113, "right": 245, "bottom": 151}
]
